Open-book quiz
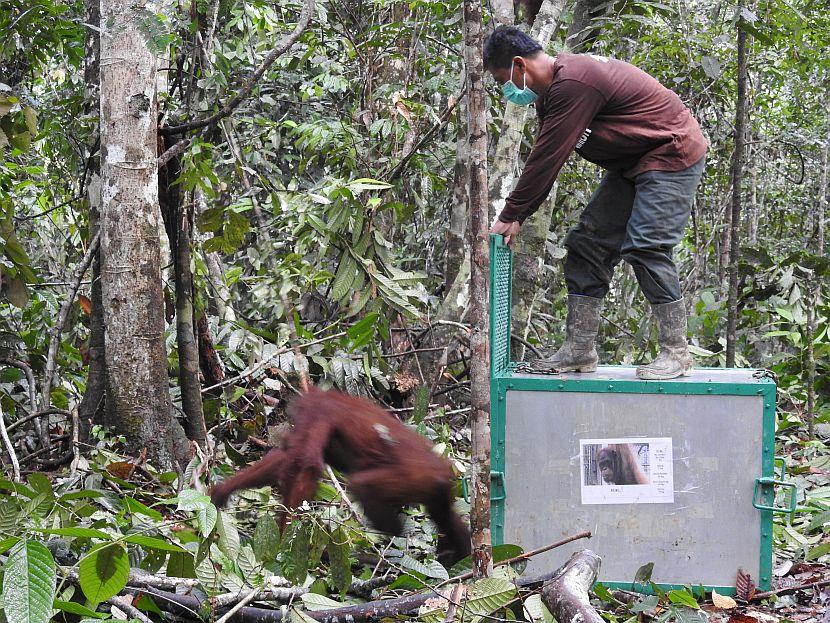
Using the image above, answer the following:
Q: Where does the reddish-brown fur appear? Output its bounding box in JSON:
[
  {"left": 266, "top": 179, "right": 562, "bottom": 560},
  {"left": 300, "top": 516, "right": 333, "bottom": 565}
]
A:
[
  {"left": 597, "top": 444, "right": 649, "bottom": 485},
  {"left": 210, "top": 387, "right": 471, "bottom": 566}
]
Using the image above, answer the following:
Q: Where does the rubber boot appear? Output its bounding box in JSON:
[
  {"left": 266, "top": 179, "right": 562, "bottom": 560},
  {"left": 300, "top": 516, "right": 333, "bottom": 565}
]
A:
[
  {"left": 636, "top": 299, "right": 694, "bottom": 380},
  {"left": 541, "top": 295, "right": 601, "bottom": 372}
]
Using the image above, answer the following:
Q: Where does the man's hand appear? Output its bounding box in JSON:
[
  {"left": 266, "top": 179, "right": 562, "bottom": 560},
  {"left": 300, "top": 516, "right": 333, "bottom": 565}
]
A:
[{"left": 490, "top": 218, "right": 521, "bottom": 246}]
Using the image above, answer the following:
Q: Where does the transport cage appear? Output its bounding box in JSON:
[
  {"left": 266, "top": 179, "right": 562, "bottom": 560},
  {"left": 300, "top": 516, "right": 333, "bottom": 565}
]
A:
[{"left": 488, "top": 234, "right": 794, "bottom": 595}]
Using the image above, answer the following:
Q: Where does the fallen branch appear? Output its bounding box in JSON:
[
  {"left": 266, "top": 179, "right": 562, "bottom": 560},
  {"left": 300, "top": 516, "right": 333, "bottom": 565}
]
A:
[
  {"left": 540, "top": 550, "right": 603, "bottom": 623},
  {"left": 108, "top": 596, "right": 154, "bottom": 623},
  {"left": 160, "top": 0, "right": 316, "bottom": 135},
  {"left": 141, "top": 533, "right": 593, "bottom": 623},
  {"left": 751, "top": 577, "right": 830, "bottom": 601}
]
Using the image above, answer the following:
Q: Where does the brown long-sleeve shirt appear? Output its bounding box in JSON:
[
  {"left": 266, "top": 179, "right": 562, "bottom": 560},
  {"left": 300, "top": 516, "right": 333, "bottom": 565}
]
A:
[{"left": 498, "top": 53, "right": 708, "bottom": 224}]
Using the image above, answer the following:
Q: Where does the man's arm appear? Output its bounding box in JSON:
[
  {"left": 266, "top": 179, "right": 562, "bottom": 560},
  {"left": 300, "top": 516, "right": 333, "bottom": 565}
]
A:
[{"left": 497, "top": 80, "right": 606, "bottom": 225}]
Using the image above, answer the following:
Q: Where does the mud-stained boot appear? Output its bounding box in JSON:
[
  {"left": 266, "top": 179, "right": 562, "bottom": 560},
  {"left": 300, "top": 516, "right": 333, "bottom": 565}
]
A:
[
  {"left": 636, "top": 299, "right": 694, "bottom": 380},
  {"left": 539, "top": 295, "right": 602, "bottom": 373}
]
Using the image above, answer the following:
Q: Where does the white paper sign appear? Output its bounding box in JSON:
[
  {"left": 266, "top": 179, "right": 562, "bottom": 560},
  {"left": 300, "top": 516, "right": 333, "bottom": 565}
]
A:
[{"left": 579, "top": 438, "right": 674, "bottom": 505}]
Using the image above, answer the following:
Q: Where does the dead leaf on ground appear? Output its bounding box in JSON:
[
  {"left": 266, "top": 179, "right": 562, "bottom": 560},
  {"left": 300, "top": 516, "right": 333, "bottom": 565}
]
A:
[
  {"left": 774, "top": 561, "right": 794, "bottom": 577},
  {"left": 727, "top": 614, "right": 759, "bottom": 623},
  {"left": 106, "top": 460, "right": 136, "bottom": 479},
  {"left": 713, "top": 590, "right": 739, "bottom": 609},
  {"left": 736, "top": 568, "right": 757, "bottom": 602}
]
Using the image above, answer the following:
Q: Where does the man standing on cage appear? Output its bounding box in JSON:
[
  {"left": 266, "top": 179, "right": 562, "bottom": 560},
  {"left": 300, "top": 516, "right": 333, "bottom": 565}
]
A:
[{"left": 485, "top": 26, "right": 708, "bottom": 381}]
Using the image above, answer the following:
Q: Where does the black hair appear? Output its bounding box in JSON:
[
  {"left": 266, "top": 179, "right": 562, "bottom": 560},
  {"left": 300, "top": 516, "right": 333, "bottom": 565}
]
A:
[{"left": 483, "top": 26, "right": 543, "bottom": 70}]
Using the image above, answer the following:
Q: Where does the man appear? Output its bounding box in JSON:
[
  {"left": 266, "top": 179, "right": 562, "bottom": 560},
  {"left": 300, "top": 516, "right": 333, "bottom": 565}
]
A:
[{"left": 485, "top": 26, "right": 707, "bottom": 380}]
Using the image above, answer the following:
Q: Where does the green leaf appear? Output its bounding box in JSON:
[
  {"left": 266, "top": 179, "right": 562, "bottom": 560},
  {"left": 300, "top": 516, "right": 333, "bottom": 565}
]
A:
[
  {"left": 633, "top": 562, "right": 654, "bottom": 584},
  {"left": 463, "top": 577, "right": 517, "bottom": 623},
  {"left": 216, "top": 512, "right": 240, "bottom": 557},
  {"left": 631, "top": 595, "right": 660, "bottom": 613},
  {"left": 592, "top": 583, "right": 615, "bottom": 602},
  {"left": 807, "top": 509, "right": 830, "bottom": 532},
  {"left": 34, "top": 528, "right": 110, "bottom": 540},
  {"left": 237, "top": 545, "right": 261, "bottom": 581},
  {"left": 2, "top": 539, "right": 57, "bottom": 623},
  {"left": 166, "top": 551, "right": 196, "bottom": 578},
  {"left": 195, "top": 556, "right": 222, "bottom": 596},
  {"left": 0, "top": 536, "right": 20, "bottom": 554},
  {"left": 22, "top": 107, "right": 37, "bottom": 136},
  {"left": 806, "top": 542, "right": 830, "bottom": 561},
  {"left": 78, "top": 544, "right": 130, "bottom": 605},
  {"left": 348, "top": 178, "right": 392, "bottom": 192},
  {"left": 280, "top": 521, "right": 310, "bottom": 585},
  {"left": 253, "top": 515, "right": 280, "bottom": 562},
  {"left": 388, "top": 572, "right": 426, "bottom": 590},
  {"left": 523, "top": 594, "right": 555, "bottom": 623},
  {"left": 123, "top": 497, "right": 163, "bottom": 521},
  {"left": 396, "top": 554, "right": 448, "bottom": 580},
  {"left": 52, "top": 600, "right": 106, "bottom": 619},
  {"left": 667, "top": 589, "right": 699, "bottom": 609},
  {"left": 5, "top": 274, "right": 29, "bottom": 308},
  {"left": 57, "top": 490, "right": 105, "bottom": 503},
  {"left": 177, "top": 490, "right": 217, "bottom": 537},
  {"left": 326, "top": 528, "right": 351, "bottom": 596},
  {"left": 122, "top": 535, "right": 185, "bottom": 553},
  {"left": 331, "top": 253, "right": 357, "bottom": 302},
  {"left": 300, "top": 593, "right": 344, "bottom": 611}
]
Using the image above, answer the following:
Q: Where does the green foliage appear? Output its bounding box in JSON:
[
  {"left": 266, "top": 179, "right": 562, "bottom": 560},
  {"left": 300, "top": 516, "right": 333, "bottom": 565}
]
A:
[
  {"left": 1, "top": 539, "right": 56, "bottom": 623},
  {"left": 78, "top": 544, "right": 130, "bottom": 604}
]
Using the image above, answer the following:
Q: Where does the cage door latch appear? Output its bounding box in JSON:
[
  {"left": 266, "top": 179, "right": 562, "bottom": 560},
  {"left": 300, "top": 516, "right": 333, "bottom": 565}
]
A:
[{"left": 752, "top": 477, "right": 796, "bottom": 515}]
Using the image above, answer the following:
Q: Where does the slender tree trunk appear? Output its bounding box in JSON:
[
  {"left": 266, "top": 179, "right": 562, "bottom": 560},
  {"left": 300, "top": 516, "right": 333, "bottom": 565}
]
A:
[
  {"left": 159, "top": 139, "right": 207, "bottom": 447},
  {"left": 818, "top": 108, "right": 829, "bottom": 257},
  {"left": 99, "top": 0, "right": 188, "bottom": 467},
  {"left": 446, "top": 94, "right": 469, "bottom": 287},
  {"left": 491, "top": 0, "right": 515, "bottom": 25},
  {"left": 805, "top": 279, "right": 816, "bottom": 438},
  {"left": 748, "top": 147, "right": 758, "bottom": 244},
  {"left": 78, "top": 0, "right": 106, "bottom": 432},
  {"left": 463, "top": 0, "right": 492, "bottom": 578},
  {"left": 725, "top": 16, "right": 747, "bottom": 367}
]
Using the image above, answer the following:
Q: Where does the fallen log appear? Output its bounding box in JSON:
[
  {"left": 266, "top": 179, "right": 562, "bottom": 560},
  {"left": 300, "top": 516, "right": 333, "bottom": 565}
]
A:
[
  {"left": 541, "top": 550, "right": 604, "bottom": 623},
  {"left": 137, "top": 547, "right": 603, "bottom": 623}
]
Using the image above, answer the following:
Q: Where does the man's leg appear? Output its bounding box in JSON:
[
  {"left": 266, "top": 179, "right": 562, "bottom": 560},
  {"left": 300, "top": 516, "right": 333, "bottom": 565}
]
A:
[
  {"left": 621, "top": 157, "right": 705, "bottom": 379},
  {"left": 543, "top": 172, "right": 635, "bottom": 371}
]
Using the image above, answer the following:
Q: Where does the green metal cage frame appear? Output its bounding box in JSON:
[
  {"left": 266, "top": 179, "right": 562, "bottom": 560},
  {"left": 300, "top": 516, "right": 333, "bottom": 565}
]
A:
[{"left": 487, "top": 234, "right": 782, "bottom": 594}]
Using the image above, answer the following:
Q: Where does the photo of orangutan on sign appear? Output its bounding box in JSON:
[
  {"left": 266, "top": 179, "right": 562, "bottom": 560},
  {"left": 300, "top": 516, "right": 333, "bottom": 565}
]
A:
[{"left": 584, "top": 443, "right": 650, "bottom": 486}]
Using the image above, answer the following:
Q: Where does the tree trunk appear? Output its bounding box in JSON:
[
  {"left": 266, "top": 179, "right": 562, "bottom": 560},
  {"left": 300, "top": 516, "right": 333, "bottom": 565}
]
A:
[
  {"left": 78, "top": 0, "right": 106, "bottom": 433},
  {"left": 446, "top": 95, "right": 469, "bottom": 288},
  {"left": 99, "top": 0, "right": 188, "bottom": 467},
  {"left": 747, "top": 148, "right": 757, "bottom": 244},
  {"left": 805, "top": 279, "right": 816, "bottom": 438},
  {"left": 159, "top": 139, "right": 208, "bottom": 447},
  {"left": 725, "top": 15, "right": 747, "bottom": 368},
  {"left": 491, "top": 0, "right": 515, "bottom": 26},
  {"left": 463, "top": 0, "right": 492, "bottom": 578},
  {"left": 818, "top": 108, "right": 829, "bottom": 257}
]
